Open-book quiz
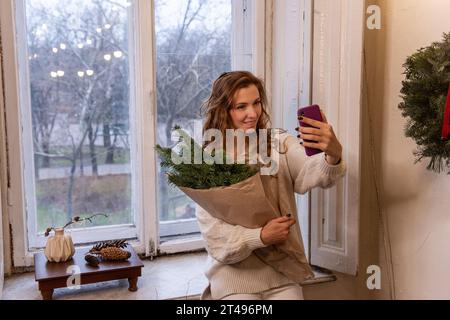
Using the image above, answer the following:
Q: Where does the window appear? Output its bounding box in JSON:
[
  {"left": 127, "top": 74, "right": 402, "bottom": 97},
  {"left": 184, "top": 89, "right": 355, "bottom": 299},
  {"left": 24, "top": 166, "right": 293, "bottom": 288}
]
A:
[
  {"left": 156, "top": 0, "right": 266, "bottom": 247},
  {"left": 2, "top": 0, "right": 362, "bottom": 274},
  {"left": 1, "top": 0, "right": 266, "bottom": 265},
  {"left": 309, "top": 0, "right": 363, "bottom": 275},
  {"left": 16, "top": 0, "right": 138, "bottom": 250},
  {"left": 155, "top": 0, "right": 232, "bottom": 239},
  {"left": 272, "top": 0, "right": 363, "bottom": 276},
  {"left": 272, "top": 0, "right": 314, "bottom": 258}
]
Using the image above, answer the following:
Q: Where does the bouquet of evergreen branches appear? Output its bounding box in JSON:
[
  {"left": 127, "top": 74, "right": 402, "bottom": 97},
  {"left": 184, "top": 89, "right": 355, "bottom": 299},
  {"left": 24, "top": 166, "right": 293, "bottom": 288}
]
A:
[
  {"left": 155, "top": 126, "right": 314, "bottom": 284},
  {"left": 155, "top": 126, "right": 259, "bottom": 189}
]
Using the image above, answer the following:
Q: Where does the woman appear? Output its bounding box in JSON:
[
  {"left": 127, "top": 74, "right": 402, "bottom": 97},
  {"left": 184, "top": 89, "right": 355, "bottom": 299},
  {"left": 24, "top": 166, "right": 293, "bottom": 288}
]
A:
[{"left": 197, "top": 71, "right": 346, "bottom": 300}]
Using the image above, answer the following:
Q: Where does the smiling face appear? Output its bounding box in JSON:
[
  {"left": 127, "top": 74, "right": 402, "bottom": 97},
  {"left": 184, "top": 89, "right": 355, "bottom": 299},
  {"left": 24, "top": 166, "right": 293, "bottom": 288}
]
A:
[{"left": 229, "top": 84, "right": 262, "bottom": 132}]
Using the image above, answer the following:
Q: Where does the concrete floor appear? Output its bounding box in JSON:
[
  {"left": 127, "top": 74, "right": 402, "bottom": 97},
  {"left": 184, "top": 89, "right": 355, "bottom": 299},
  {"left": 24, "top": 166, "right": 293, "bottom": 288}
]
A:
[{"left": 2, "top": 252, "right": 208, "bottom": 300}]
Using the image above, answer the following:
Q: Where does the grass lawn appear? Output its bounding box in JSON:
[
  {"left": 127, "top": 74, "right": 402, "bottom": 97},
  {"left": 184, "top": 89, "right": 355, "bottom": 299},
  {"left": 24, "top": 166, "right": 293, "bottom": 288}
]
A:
[
  {"left": 35, "top": 173, "right": 196, "bottom": 233},
  {"left": 36, "top": 146, "right": 130, "bottom": 169},
  {"left": 36, "top": 174, "right": 132, "bottom": 233}
]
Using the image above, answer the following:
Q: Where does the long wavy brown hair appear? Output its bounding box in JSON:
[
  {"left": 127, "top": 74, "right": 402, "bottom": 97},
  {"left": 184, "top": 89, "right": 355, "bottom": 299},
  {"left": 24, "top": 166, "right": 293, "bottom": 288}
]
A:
[
  {"left": 201, "top": 71, "right": 285, "bottom": 158},
  {"left": 202, "top": 71, "right": 270, "bottom": 131}
]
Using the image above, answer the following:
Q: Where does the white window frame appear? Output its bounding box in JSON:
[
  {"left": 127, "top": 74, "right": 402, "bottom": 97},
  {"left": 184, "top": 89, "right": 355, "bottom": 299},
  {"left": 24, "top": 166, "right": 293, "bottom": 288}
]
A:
[
  {"left": 0, "top": 0, "right": 153, "bottom": 266},
  {"left": 0, "top": 0, "right": 268, "bottom": 266},
  {"left": 309, "top": 0, "right": 363, "bottom": 276},
  {"left": 1, "top": 0, "right": 31, "bottom": 266},
  {"left": 18, "top": 0, "right": 145, "bottom": 251},
  {"left": 272, "top": 0, "right": 363, "bottom": 276},
  {"left": 272, "top": 0, "right": 313, "bottom": 257},
  {"left": 232, "top": 0, "right": 266, "bottom": 77}
]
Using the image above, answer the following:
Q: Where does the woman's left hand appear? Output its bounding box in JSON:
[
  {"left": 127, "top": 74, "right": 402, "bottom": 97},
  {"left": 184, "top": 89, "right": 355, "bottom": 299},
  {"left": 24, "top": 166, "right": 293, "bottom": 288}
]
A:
[{"left": 296, "top": 110, "right": 342, "bottom": 165}]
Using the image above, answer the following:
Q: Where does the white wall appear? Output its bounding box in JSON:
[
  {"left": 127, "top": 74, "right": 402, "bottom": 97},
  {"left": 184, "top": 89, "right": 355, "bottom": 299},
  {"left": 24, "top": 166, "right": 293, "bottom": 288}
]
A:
[{"left": 367, "top": 0, "right": 450, "bottom": 299}]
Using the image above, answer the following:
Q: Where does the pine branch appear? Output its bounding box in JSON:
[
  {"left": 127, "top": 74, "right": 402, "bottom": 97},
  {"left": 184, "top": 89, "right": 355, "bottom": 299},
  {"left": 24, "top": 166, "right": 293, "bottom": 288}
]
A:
[{"left": 155, "top": 126, "right": 259, "bottom": 189}]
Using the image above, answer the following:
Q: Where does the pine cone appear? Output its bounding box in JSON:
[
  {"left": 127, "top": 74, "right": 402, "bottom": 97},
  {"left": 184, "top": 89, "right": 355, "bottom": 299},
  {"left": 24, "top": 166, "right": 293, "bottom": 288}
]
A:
[
  {"left": 100, "top": 247, "right": 131, "bottom": 261},
  {"left": 85, "top": 254, "right": 100, "bottom": 267},
  {"left": 89, "top": 239, "right": 128, "bottom": 254}
]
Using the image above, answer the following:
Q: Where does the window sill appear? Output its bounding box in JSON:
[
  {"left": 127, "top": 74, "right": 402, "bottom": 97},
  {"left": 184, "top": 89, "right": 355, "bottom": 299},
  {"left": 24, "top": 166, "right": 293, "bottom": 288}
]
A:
[
  {"left": 302, "top": 266, "right": 337, "bottom": 286},
  {"left": 3, "top": 252, "right": 209, "bottom": 300},
  {"left": 3, "top": 253, "right": 336, "bottom": 300}
]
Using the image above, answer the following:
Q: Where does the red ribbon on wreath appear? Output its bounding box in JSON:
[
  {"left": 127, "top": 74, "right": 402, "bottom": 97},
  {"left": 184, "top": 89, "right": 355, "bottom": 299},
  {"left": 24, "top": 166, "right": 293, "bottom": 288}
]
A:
[{"left": 442, "top": 85, "right": 450, "bottom": 141}]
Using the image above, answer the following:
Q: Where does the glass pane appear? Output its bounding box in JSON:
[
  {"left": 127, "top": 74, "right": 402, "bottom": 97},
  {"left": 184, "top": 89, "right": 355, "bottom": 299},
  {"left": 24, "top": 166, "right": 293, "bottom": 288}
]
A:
[
  {"left": 24, "top": 0, "right": 134, "bottom": 233},
  {"left": 155, "top": 0, "right": 232, "bottom": 226}
]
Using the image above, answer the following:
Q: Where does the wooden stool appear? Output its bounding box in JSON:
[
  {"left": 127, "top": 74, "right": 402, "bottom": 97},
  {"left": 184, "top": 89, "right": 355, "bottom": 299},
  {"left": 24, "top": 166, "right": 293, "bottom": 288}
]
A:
[{"left": 34, "top": 245, "right": 144, "bottom": 300}]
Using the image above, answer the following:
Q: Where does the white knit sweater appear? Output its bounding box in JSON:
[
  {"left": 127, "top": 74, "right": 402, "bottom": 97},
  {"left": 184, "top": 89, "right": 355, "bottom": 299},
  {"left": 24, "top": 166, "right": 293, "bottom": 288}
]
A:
[{"left": 196, "top": 132, "right": 346, "bottom": 300}]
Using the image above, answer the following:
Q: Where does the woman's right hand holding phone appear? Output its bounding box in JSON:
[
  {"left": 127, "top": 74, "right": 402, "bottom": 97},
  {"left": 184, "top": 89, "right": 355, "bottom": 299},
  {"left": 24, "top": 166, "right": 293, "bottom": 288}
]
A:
[{"left": 297, "top": 110, "right": 343, "bottom": 165}]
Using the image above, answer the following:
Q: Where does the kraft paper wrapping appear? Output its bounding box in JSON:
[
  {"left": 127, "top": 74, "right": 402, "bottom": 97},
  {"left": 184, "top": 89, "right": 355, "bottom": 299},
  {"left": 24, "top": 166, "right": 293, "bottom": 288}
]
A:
[{"left": 180, "top": 172, "right": 313, "bottom": 283}]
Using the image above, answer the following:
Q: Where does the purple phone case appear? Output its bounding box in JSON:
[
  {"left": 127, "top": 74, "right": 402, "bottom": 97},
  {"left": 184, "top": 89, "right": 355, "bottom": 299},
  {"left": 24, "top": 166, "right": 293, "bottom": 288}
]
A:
[{"left": 298, "top": 105, "right": 324, "bottom": 156}]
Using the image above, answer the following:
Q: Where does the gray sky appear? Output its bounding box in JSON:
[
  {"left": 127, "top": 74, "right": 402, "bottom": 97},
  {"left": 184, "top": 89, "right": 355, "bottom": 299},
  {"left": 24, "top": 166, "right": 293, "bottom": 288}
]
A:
[
  {"left": 29, "top": 0, "right": 231, "bottom": 33},
  {"left": 156, "top": 0, "right": 231, "bottom": 32}
]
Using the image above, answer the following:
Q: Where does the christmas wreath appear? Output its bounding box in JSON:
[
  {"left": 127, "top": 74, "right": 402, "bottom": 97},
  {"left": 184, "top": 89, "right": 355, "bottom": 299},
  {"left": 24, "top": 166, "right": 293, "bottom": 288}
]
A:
[{"left": 398, "top": 32, "right": 450, "bottom": 174}]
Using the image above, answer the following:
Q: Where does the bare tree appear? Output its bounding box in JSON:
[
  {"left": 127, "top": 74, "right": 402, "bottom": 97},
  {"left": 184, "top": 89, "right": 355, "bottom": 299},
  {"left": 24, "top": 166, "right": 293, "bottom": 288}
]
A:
[
  {"left": 28, "top": 0, "right": 130, "bottom": 220},
  {"left": 28, "top": 0, "right": 231, "bottom": 223},
  {"left": 155, "top": 0, "right": 231, "bottom": 220}
]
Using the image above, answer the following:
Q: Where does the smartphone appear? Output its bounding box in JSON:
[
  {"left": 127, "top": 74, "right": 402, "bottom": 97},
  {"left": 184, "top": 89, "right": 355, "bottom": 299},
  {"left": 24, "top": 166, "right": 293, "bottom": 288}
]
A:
[{"left": 297, "top": 105, "right": 324, "bottom": 156}]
